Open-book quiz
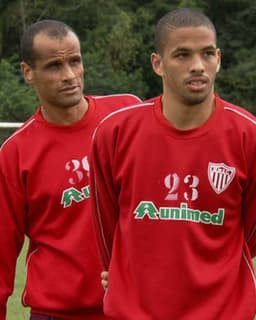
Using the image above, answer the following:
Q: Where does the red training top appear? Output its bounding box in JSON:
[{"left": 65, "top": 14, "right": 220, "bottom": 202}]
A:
[
  {"left": 90, "top": 95, "right": 256, "bottom": 320},
  {"left": 0, "top": 94, "right": 142, "bottom": 320}
]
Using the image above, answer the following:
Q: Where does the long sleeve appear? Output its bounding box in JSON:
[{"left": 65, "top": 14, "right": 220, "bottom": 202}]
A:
[
  {"left": 0, "top": 153, "right": 25, "bottom": 319},
  {"left": 0, "top": 95, "right": 142, "bottom": 319},
  {"left": 243, "top": 147, "right": 256, "bottom": 257},
  {"left": 87, "top": 96, "right": 256, "bottom": 320},
  {"left": 89, "top": 124, "right": 119, "bottom": 270}
]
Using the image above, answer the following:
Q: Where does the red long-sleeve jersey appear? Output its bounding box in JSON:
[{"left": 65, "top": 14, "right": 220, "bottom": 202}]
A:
[
  {"left": 0, "top": 94, "right": 142, "bottom": 320},
  {"left": 90, "top": 95, "right": 256, "bottom": 320}
]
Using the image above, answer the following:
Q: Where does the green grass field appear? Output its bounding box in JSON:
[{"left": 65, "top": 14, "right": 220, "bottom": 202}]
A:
[
  {"left": 6, "top": 238, "right": 256, "bottom": 320},
  {"left": 7, "top": 238, "right": 29, "bottom": 320}
]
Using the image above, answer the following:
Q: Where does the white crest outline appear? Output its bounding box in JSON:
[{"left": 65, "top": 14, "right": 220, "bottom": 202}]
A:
[{"left": 208, "top": 162, "right": 236, "bottom": 194}]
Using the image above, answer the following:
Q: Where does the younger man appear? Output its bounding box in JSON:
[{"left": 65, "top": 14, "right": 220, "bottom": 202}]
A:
[{"left": 90, "top": 8, "right": 256, "bottom": 320}]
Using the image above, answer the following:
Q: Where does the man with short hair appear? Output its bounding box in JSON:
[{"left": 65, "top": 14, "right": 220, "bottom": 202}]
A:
[
  {"left": 90, "top": 8, "right": 256, "bottom": 319},
  {"left": 0, "top": 19, "right": 141, "bottom": 320}
]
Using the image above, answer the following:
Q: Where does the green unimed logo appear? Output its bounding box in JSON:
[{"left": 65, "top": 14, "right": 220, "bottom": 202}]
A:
[
  {"left": 134, "top": 201, "right": 224, "bottom": 225},
  {"left": 61, "top": 185, "right": 90, "bottom": 208}
]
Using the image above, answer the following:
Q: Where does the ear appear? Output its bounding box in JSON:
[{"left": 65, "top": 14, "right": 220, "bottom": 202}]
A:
[
  {"left": 151, "top": 52, "right": 164, "bottom": 77},
  {"left": 216, "top": 48, "right": 221, "bottom": 73},
  {"left": 21, "top": 62, "right": 34, "bottom": 84}
]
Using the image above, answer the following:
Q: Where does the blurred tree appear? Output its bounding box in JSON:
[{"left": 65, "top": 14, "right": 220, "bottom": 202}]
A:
[
  {"left": 206, "top": 0, "right": 256, "bottom": 114},
  {"left": 216, "top": 49, "right": 256, "bottom": 114},
  {"left": 0, "top": 0, "right": 15, "bottom": 12},
  {"left": 0, "top": 58, "right": 38, "bottom": 121},
  {"left": 0, "top": 0, "right": 255, "bottom": 119},
  {"left": 83, "top": 9, "right": 147, "bottom": 98}
]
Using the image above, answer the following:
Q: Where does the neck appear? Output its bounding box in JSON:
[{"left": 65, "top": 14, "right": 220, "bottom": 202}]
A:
[
  {"left": 161, "top": 93, "right": 215, "bottom": 130},
  {"left": 41, "top": 97, "right": 88, "bottom": 125}
]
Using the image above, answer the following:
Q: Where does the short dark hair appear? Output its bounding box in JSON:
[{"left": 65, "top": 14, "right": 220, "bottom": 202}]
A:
[
  {"left": 20, "top": 19, "right": 78, "bottom": 67},
  {"left": 154, "top": 8, "right": 217, "bottom": 55}
]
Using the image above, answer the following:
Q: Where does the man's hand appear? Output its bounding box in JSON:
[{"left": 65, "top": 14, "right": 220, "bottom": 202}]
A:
[{"left": 101, "top": 271, "right": 108, "bottom": 290}]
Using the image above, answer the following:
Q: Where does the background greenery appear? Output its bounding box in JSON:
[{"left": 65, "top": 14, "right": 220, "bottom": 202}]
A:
[
  {"left": 1, "top": 0, "right": 256, "bottom": 318},
  {"left": 7, "top": 239, "right": 29, "bottom": 320},
  {"left": 0, "top": 0, "right": 256, "bottom": 135}
]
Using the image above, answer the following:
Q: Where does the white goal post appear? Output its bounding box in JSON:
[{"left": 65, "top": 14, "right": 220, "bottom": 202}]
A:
[
  {"left": 0, "top": 122, "right": 23, "bottom": 128},
  {"left": 0, "top": 122, "right": 24, "bottom": 145}
]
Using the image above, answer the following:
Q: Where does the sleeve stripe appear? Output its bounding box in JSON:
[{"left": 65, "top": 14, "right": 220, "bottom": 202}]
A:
[
  {"left": 92, "top": 102, "right": 154, "bottom": 141},
  {"left": 0, "top": 118, "right": 36, "bottom": 150},
  {"left": 93, "top": 173, "right": 111, "bottom": 266},
  {"left": 242, "top": 250, "right": 256, "bottom": 287},
  {"left": 224, "top": 106, "right": 256, "bottom": 125}
]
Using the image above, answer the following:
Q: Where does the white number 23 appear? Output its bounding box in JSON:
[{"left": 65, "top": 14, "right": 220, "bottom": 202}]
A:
[{"left": 164, "top": 173, "right": 199, "bottom": 201}]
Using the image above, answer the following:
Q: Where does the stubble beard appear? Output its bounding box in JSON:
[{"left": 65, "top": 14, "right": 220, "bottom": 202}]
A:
[
  {"left": 183, "top": 95, "right": 206, "bottom": 106},
  {"left": 55, "top": 89, "right": 84, "bottom": 109},
  {"left": 181, "top": 90, "right": 210, "bottom": 107}
]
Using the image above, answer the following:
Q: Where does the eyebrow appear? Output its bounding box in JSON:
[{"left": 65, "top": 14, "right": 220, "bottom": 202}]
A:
[
  {"left": 172, "top": 45, "right": 217, "bottom": 54},
  {"left": 175, "top": 45, "right": 217, "bottom": 51},
  {"left": 43, "top": 53, "right": 81, "bottom": 64}
]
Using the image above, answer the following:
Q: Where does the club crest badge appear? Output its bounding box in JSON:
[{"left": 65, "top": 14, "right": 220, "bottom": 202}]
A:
[{"left": 208, "top": 162, "right": 235, "bottom": 194}]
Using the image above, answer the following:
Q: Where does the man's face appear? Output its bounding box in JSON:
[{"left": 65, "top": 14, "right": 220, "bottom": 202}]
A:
[
  {"left": 22, "top": 31, "right": 84, "bottom": 110},
  {"left": 152, "top": 26, "right": 221, "bottom": 106}
]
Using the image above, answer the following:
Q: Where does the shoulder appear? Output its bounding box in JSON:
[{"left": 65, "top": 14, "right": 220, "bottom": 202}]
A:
[
  {"left": 90, "top": 93, "right": 143, "bottom": 109},
  {"left": 100, "top": 95, "right": 159, "bottom": 121},
  {"left": 0, "top": 114, "right": 36, "bottom": 152},
  {"left": 86, "top": 94, "right": 144, "bottom": 126},
  {"left": 92, "top": 99, "right": 156, "bottom": 141},
  {"left": 98, "top": 99, "right": 155, "bottom": 126},
  {"left": 218, "top": 96, "right": 256, "bottom": 127}
]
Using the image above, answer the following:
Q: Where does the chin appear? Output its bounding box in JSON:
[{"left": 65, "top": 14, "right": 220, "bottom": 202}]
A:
[
  {"left": 61, "top": 95, "right": 83, "bottom": 108},
  {"left": 184, "top": 94, "right": 208, "bottom": 106}
]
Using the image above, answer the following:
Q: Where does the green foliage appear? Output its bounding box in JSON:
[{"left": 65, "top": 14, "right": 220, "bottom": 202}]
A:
[
  {"left": 0, "top": 58, "right": 38, "bottom": 121},
  {"left": 178, "top": 0, "right": 207, "bottom": 8},
  {"left": 205, "top": 0, "right": 256, "bottom": 114},
  {"left": 7, "top": 238, "right": 29, "bottom": 320},
  {"left": 83, "top": 9, "right": 147, "bottom": 98},
  {"left": 0, "top": 57, "right": 37, "bottom": 144},
  {"left": 85, "top": 54, "right": 147, "bottom": 98},
  {"left": 0, "top": 0, "right": 15, "bottom": 12},
  {"left": 0, "top": 0, "right": 256, "bottom": 317},
  {"left": 216, "top": 49, "right": 256, "bottom": 114},
  {"left": 0, "top": 0, "right": 256, "bottom": 119}
]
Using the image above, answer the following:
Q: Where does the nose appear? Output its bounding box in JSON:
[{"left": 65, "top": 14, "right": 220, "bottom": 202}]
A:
[
  {"left": 190, "top": 54, "right": 204, "bottom": 73},
  {"left": 62, "top": 64, "right": 76, "bottom": 81}
]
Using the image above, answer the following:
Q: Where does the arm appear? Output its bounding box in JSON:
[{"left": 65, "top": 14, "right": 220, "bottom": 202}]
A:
[
  {"left": 0, "top": 150, "right": 25, "bottom": 319},
  {"left": 89, "top": 123, "right": 119, "bottom": 270},
  {"left": 243, "top": 143, "right": 256, "bottom": 258},
  {"left": 243, "top": 174, "right": 256, "bottom": 257}
]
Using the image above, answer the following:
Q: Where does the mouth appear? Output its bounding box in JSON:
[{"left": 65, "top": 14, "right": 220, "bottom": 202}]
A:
[
  {"left": 186, "top": 78, "right": 208, "bottom": 91},
  {"left": 60, "top": 85, "right": 80, "bottom": 94}
]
